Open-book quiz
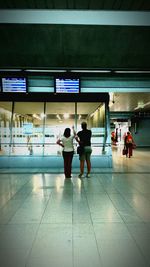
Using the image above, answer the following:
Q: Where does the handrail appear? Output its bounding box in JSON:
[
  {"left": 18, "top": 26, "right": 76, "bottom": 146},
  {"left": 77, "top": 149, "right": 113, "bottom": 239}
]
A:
[
  {"left": 0, "top": 142, "right": 112, "bottom": 146},
  {"left": 0, "top": 142, "right": 112, "bottom": 157}
]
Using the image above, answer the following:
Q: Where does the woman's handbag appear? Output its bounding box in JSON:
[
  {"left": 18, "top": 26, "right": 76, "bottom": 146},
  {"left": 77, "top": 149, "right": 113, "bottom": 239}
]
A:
[
  {"left": 77, "top": 146, "right": 84, "bottom": 155},
  {"left": 122, "top": 148, "right": 127, "bottom": 155},
  {"left": 132, "top": 143, "right": 136, "bottom": 149}
]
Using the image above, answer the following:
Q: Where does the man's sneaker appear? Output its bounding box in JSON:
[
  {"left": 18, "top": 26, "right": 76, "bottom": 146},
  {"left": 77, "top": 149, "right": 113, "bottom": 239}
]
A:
[
  {"left": 86, "top": 173, "right": 91, "bottom": 178},
  {"left": 78, "top": 173, "right": 84, "bottom": 178}
]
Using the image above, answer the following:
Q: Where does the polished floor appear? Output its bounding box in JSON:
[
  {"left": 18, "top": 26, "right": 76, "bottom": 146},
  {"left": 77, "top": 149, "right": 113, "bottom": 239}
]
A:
[{"left": 0, "top": 147, "right": 150, "bottom": 267}]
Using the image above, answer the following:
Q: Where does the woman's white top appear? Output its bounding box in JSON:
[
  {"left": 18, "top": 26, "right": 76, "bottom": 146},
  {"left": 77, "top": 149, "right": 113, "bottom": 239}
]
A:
[{"left": 61, "top": 135, "right": 74, "bottom": 152}]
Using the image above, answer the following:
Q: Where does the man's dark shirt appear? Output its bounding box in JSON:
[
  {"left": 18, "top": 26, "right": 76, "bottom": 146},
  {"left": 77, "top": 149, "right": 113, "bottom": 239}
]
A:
[{"left": 77, "top": 129, "right": 92, "bottom": 147}]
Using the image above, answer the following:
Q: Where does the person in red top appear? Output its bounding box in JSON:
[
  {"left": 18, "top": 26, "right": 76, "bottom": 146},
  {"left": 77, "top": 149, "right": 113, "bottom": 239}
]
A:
[
  {"left": 124, "top": 131, "right": 134, "bottom": 158},
  {"left": 111, "top": 131, "right": 116, "bottom": 145}
]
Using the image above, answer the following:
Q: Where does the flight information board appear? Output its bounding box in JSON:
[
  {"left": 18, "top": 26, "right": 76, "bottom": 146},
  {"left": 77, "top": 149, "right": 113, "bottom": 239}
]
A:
[
  {"left": 2, "top": 77, "right": 26, "bottom": 93},
  {"left": 55, "top": 78, "right": 80, "bottom": 93}
]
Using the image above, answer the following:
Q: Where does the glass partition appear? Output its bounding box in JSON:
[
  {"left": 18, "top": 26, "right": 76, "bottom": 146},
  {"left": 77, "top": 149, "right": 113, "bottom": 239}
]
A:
[
  {"left": 76, "top": 102, "right": 106, "bottom": 155},
  {"left": 11, "top": 102, "right": 45, "bottom": 156},
  {"left": 0, "top": 102, "right": 12, "bottom": 155},
  {"left": 45, "top": 103, "right": 75, "bottom": 155},
  {"left": 0, "top": 101, "right": 110, "bottom": 156}
]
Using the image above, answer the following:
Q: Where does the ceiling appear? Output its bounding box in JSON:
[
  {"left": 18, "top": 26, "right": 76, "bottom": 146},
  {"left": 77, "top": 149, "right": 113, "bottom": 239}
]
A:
[
  {"left": 109, "top": 92, "right": 150, "bottom": 112},
  {"left": 1, "top": 95, "right": 150, "bottom": 115},
  {"left": 0, "top": 101, "right": 102, "bottom": 125},
  {"left": 0, "top": 0, "right": 149, "bottom": 10},
  {"left": 12, "top": 102, "right": 100, "bottom": 115},
  {"left": 0, "top": 1, "right": 150, "bottom": 113},
  {"left": 0, "top": 102, "right": 102, "bottom": 115},
  {"left": 0, "top": 0, "right": 150, "bottom": 70}
]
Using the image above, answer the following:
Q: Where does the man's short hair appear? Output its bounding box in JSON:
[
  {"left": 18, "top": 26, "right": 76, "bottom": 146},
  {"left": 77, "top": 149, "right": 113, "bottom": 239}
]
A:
[{"left": 81, "top": 122, "right": 87, "bottom": 129}]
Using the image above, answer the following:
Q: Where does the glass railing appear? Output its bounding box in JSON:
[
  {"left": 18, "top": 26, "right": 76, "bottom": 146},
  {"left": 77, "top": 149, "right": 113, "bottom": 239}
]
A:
[{"left": 0, "top": 142, "right": 112, "bottom": 156}]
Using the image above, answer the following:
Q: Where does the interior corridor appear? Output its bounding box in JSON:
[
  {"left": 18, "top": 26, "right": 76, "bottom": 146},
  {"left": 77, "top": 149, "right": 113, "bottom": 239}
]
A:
[{"left": 0, "top": 147, "right": 150, "bottom": 267}]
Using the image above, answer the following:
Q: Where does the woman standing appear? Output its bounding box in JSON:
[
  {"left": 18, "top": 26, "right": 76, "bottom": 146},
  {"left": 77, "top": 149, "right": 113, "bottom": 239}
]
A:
[
  {"left": 124, "top": 131, "right": 134, "bottom": 158},
  {"left": 57, "top": 127, "right": 75, "bottom": 178}
]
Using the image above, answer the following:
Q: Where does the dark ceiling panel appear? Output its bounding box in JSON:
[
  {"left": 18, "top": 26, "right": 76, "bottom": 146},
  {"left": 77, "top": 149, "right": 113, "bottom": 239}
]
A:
[
  {"left": 73, "top": 0, "right": 91, "bottom": 9},
  {"left": 0, "top": 0, "right": 150, "bottom": 10},
  {"left": 120, "top": 0, "right": 150, "bottom": 10},
  {"left": 35, "top": 0, "right": 48, "bottom": 9},
  {"left": 142, "top": 1, "right": 150, "bottom": 10},
  {"left": 89, "top": 0, "right": 105, "bottom": 9},
  {"left": 103, "top": 0, "right": 116, "bottom": 9},
  {"left": 0, "top": 24, "right": 150, "bottom": 69},
  {"left": 52, "top": 0, "right": 67, "bottom": 9},
  {"left": 130, "top": 0, "right": 145, "bottom": 10}
]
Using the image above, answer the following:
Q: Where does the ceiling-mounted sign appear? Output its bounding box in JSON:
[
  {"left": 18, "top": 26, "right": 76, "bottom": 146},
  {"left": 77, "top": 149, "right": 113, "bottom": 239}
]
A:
[
  {"left": 2, "top": 77, "right": 27, "bottom": 93},
  {"left": 55, "top": 77, "right": 80, "bottom": 93}
]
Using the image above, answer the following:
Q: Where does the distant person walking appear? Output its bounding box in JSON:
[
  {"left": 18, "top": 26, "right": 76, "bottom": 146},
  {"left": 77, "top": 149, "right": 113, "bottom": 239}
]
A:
[
  {"left": 111, "top": 131, "right": 116, "bottom": 145},
  {"left": 27, "top": 136, "right": 33, "bottom": 155},
  {"left": 124, "top": 131, "right": 134, "bottom": 158},
  {"left": 76, "top": 122, "right": 92, "bottom": 178},
  {"left": 57, "top": 127, "right": 75, "bottom": 178}
]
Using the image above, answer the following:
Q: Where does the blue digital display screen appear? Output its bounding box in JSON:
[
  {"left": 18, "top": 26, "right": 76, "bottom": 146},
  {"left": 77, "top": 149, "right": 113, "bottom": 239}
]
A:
[
  {"left": 55, "top": 78, "right": 80, "bottom": 93},
  {"left": 2, "top": 77, "right": 26, "bottom": 93}
]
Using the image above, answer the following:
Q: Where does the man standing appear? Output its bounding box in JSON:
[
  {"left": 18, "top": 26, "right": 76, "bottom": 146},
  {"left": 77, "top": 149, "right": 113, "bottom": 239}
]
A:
[{"left": 76, "top": 122, "right": 92, "bottom": 178}]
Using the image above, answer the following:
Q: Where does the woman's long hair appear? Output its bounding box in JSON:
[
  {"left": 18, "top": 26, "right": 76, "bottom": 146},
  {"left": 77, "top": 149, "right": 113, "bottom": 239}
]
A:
[{"left": 64, "top": 128, "right": 71, "bottom": 138}]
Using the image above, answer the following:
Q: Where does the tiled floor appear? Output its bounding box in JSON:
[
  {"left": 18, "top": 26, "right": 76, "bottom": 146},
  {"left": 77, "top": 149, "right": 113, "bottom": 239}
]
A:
[{"left": 0, "top": 147, "right": 150, "bottom": 267}]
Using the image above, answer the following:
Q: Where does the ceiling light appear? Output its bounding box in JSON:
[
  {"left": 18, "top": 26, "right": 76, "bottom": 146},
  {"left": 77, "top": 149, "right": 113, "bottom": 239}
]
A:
[
  {"left": 40, "top": 113, "right": 46, "bottom": 119},
  {"left": 0, "top": 69, "right": 22, "bottom": 71},
  {"left": 115, "top": 70, "right": 150, "bottom": 74},
  {"left": 134, "top": 101, "right": 150, "bottom": 110},
  {"left": 56, "top": 114, "right": 61, "bottom": 120},
  {"left": 26, "top": 69, "right": 67, "bottom": 72},
  {"left": 63, "top": 113, "right": 70, "bottom": 119},
  {"left": 109, "top": 102, "right": 114, "bottom": 107},
  {"left": 109, "top": 92, "right": 114, "bottom": 101},
  {"left": 70, "top": 69, "right": 111, "bottom": 73},
  {"left": 90, "top": 112, "right": 95, "bottom": 118},
  {"left": 33, "top": 114, "right": 41, "bottom": 120},
  {"left": 134, "top": 101, "right": 144, "bottom": 110}
]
